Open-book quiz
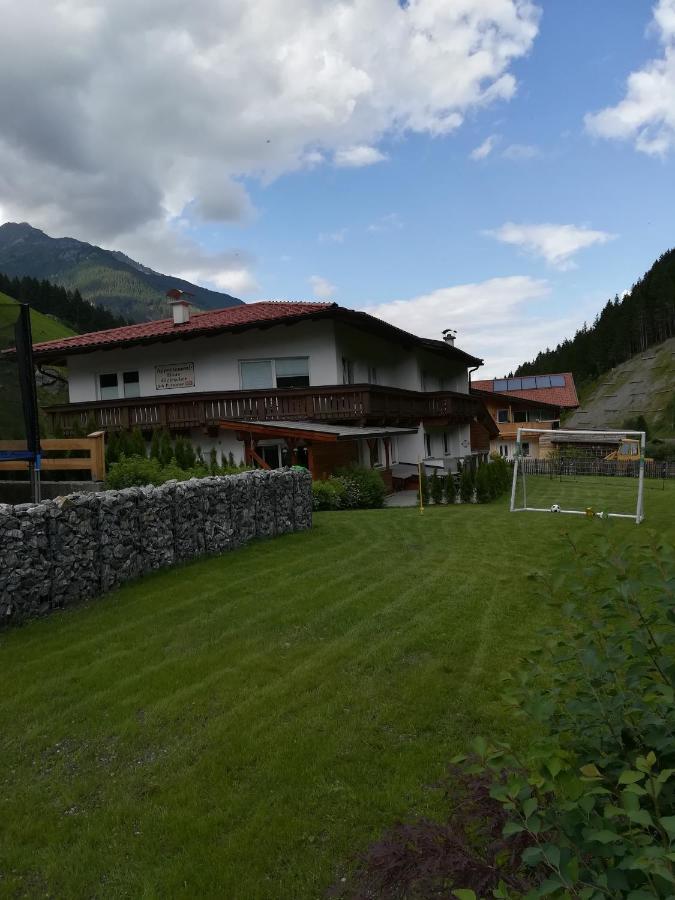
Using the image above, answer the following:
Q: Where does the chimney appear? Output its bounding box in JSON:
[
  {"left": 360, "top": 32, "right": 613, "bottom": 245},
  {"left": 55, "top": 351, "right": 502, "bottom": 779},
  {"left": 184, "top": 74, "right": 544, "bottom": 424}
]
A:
[
  {"left": 170, "top": 299, "right": 191, "bottom": 325},
  {"left": 442, "top": 328, "right": 456, "bottom": 346},
  {"left": 166, "top": 288, "right": 194, "bottom": 325}
]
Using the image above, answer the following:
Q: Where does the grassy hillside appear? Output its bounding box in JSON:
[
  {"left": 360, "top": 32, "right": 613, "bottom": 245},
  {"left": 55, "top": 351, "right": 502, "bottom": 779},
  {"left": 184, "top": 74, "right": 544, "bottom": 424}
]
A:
[
  {"left": 565, "top": 335, "right": 675, "bottom": 438},
  {"left": 0, "top": 291, "right": 76, "bottom": 347},
  {"left": 0, "top": 292, "right": 73, "bottom": 439}
]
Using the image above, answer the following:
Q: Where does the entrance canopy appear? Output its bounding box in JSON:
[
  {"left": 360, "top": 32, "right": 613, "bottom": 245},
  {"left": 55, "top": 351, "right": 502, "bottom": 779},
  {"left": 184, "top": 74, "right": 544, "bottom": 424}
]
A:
[
  {"left": 218, "top": 418, "right": 418, "bottom": 478},
  {"left": 217, "top": 419, "right": 418, "bottom": 443}
]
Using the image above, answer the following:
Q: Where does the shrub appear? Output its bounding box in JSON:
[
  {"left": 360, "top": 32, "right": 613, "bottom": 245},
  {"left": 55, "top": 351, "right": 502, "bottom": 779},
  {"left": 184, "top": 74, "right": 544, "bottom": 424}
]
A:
[
  {"left": 475, "top": 464, "right": 492, "bottom": 503},
  {"left": 158, "top": 430, "right": 174, "bottom": 467},
  {"left": 459, "top": 467, "right": 475, "bottom": 503},
  {"left": 462, "top": 533, "right": 675, "bottom": 897},
  {"left": 418, "top": 471, "right": 430, "bottom": 506},
  {"left": 106, "top": 454, "right": 249, "bottom": 488},
  {"left": 106, "top": 454, "right": 164, "bottom": 489},
  {"left": 445, "top": 474, "right": 457, "bottom": 504},
  {"left": 335, "top": 466, "right": 386, "bottom": 509},
  {"left": 430, "top": 469, "right": 445, "bottom": 505},
  {"left": 312, "top": 479, "right": 347, "bottom": 511}
]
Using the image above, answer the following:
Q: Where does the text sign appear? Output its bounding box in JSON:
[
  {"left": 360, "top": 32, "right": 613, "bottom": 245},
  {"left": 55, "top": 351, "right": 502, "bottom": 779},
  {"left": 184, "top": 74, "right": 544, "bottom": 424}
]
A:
[{"left": 155, "top": 362, "right": 195, "bottom": 390}]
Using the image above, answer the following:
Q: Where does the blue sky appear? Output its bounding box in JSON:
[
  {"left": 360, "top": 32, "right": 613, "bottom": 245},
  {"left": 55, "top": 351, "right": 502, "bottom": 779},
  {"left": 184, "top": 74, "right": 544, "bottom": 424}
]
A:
[{"left": 2, "top": 0, "right": 674, "bottom": 375}]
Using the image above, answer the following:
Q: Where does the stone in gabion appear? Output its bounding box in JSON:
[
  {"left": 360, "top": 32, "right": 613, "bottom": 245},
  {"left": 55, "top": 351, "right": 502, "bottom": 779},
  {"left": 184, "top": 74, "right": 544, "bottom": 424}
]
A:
[
  {"left": 98, "top": 487, "right": 143, "bottom": 592},
  {"left": 49, "top": 492, "right": 101, "bottom": 608},
  {"left": 0, "top": 469, "right": 311, "bottom": 626}
]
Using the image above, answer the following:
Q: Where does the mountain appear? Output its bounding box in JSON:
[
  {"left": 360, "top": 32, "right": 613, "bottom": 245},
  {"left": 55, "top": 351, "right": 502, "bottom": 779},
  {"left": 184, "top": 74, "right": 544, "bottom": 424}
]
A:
[
  {"left": 0, "top": 222, "right": 243, "bottom": 323},
  {"left": 515, "top": 248, "right": 675, "bottom": 385}
]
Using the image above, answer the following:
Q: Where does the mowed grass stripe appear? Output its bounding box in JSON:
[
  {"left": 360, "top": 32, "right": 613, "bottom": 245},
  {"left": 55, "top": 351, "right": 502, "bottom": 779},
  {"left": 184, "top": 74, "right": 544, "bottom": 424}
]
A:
[{"left": 1, "top": 490, "right": 673, "bottom": 899}]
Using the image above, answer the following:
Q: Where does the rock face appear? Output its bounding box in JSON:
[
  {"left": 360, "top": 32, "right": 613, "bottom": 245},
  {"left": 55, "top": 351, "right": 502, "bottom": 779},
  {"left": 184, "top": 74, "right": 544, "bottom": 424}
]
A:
[{"left": 0, "top": 469, "right": 312, "bottom": 625}]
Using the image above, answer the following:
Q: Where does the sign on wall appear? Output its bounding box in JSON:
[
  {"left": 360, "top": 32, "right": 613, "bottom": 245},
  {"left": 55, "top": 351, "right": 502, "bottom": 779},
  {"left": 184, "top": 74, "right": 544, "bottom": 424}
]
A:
[{"left": 155, "top": 362, "right": 195, "bottom": 390}]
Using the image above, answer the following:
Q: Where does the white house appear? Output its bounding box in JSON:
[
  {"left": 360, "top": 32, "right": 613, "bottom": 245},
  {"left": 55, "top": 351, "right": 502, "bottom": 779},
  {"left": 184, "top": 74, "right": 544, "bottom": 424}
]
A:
[{"left": 33, "top": 299, "right": 496, "bottom": 483}]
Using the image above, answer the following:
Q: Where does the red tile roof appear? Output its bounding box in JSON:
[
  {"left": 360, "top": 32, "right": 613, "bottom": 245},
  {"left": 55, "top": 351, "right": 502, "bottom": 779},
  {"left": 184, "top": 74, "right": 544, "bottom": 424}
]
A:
[
  {"left": 32, "top": 301, "right": 335, "bottom": 358},
  {"left": 472, "top": 373, "right": 579, "bottom": 408},
  {"left": 30, "top": 299, "right": 483, "bottom": 367}
]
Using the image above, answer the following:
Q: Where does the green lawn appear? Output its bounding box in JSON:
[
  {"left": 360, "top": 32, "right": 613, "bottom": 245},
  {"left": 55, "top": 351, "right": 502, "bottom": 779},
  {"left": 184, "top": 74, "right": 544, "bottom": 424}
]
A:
[{"left": 1, "top": 490, "right": 673, "bottom": 898}]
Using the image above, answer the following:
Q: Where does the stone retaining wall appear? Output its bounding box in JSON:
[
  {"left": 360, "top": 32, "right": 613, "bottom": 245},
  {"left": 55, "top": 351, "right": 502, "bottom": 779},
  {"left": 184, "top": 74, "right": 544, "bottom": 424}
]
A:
[{"left": 0, "top": 469, "right": 312, "bottom": 624}]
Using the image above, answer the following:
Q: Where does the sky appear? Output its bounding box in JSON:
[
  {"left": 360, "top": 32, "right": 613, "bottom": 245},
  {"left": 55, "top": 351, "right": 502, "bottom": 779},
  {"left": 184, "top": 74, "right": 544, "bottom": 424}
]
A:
[{"left": 1, "top": 0, "right": 674, "bottom": 376}]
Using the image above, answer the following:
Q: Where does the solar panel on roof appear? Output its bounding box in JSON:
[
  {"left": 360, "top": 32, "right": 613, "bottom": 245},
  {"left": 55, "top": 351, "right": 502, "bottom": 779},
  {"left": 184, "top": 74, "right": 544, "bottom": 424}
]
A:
[
  {"left": 520, "top": 376, "right": 537, "bottom": 389},
  {"left": 549, "top": 374, "right": 565, "bottom": 387},
  {"left": 494, "top": 379, "right": 508, "bottom": 391},
  {"left": 535, "top": 375, "right": 551, "bottom": 388},
  {"left": 507, "top": 378, "right": 521, "bottom": 390}
]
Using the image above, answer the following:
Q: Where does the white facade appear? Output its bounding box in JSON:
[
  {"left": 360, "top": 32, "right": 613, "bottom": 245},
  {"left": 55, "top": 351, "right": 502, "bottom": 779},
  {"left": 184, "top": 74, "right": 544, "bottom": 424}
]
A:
[{"left": 63, "top": 314, "right": 479, "bottom": 471}]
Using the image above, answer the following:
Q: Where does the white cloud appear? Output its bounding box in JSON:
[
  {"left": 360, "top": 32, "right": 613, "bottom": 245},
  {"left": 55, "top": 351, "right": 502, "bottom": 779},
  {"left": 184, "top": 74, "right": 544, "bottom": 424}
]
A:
[
  {"left": 318, "top": 228, "right": 347, "bottom": 244},
  {"left": 309, "top": 275, "right": 337, "bottom": 299},
  {"left": 0, "top": 0, "right": 541, "bottom": 270},
  {"left": 585, "top": 0, "right": 675, "bottom": 156},
  {"left": 470, "top": 135, "right": 498, "bottom": 159},
  {"left": 333, "top": 145, "right": 388, "bottom": 168},
  {"left": 502, "top": 142, "right": 539, "bottom": 159},
  {"left": 364, "top": 275, "right": 576, "bottom": 377},
  {"left": 485, "top": 222, "right": 616, "bottom": 269},
  {"left": 367, "top": 213, "right": 403, "bottom": 233}
]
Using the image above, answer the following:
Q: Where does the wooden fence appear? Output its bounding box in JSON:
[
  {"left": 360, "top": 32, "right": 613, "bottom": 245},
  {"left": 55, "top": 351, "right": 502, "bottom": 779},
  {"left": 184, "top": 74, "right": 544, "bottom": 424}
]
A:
[{"left": 0, "top": 431, "right": 106, "bottom": 481}]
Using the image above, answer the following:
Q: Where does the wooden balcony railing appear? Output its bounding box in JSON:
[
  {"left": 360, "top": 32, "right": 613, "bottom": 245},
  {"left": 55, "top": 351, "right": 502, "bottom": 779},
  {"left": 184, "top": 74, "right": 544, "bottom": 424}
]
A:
[{"left": 44, "top": 384, "right": 480, "bottom": 435}]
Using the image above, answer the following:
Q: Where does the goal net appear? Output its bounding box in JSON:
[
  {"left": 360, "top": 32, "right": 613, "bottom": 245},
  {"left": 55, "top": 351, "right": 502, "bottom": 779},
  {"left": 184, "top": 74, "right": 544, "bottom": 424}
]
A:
[{"left": 510, "top": 428, "right": 646, "bottom": 523}]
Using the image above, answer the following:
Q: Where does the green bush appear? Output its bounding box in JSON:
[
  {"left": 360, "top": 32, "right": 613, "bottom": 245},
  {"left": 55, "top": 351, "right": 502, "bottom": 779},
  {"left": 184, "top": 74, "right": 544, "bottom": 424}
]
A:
[
  {"left": 418, "top": 471, "right": 430, "bottom": 506},
  {"left": 459, "top": 467, "right": 475, "bottom": 503},
  {"left": 335, "top": 466, "right": 387, "bottom": 509},
  {"left": 106, "top": 454, "right": 164, "bottom": 489},
  {"left": 459, "top": 533, "right": 675, "bottom": 897},
  {"left": 313, "top": 467, "right": 386, "bottom": 511},
  {"left": 430, "top": 469, "right": 445, "bottom": 505},
  {"left": 312, "top": 479, "right": 347, "bottom": 511},
  {"left": 106, "top": 454, "right": 248, "bottom": 489}
]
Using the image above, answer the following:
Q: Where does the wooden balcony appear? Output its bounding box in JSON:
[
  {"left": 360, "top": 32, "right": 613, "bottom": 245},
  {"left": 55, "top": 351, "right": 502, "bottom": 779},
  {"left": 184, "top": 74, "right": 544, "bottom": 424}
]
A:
[{"left": 44, "top": 384, "right": 481, "bottom": 435}]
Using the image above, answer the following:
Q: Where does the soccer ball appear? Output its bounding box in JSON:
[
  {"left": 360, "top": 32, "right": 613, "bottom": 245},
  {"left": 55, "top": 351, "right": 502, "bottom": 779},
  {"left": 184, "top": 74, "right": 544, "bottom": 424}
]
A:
[{"left": 550, "top": 504, "right": 561, "bottom": 513}]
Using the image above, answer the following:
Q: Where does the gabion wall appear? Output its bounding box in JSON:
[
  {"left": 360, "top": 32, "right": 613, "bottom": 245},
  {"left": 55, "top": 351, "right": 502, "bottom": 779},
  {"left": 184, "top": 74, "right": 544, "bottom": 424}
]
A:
[{"left": 0, "top": 469, "right": 312, "bottom": 624}]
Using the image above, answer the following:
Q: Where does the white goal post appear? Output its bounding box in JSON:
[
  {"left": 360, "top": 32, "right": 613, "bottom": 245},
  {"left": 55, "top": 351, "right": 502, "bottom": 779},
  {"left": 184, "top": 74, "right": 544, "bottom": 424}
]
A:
[{"left": 509, "top": 428, "right": 646, "bottom": 524}]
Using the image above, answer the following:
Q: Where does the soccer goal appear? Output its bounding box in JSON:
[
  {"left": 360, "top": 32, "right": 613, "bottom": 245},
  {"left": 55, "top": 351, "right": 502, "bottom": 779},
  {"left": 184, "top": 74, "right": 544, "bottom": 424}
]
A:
[{"left": 510, "top": 428, "right": 646, "bottom": 524}]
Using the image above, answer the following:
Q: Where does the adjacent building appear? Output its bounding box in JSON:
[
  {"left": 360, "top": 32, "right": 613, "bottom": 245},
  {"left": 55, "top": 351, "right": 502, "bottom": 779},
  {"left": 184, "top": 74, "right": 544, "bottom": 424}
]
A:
[
  {"left": 470, "top": 372, "right": 579, "bottom": 459},
  {"left": 33, "top": 299, "right": 498, "bottom": 482}
]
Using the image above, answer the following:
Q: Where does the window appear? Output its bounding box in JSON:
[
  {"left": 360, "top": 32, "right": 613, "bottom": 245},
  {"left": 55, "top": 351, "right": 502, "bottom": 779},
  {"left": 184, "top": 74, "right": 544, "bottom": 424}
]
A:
[
  {"left": 240, "top": 360, "right": 274, "bottom": 390},
  {"left": 443, "top": 432, "right": 449, "bottom": 454},
  {"left": 240, "top": 358, "right": 309, "bottom": 390},
  {"left": 99, "top": 373, "right": 119, "bottom": 400},
  {"left": 424, "top": 433, "right": 432, "bottom": 458},
  {"left": 274, "top": 357, "right": 309, "bottom": 389},
  {"left": 521, "top": 441, "right": 530, "bottom": 457},
  {"left": 497, "top": 409, "right": 509, "bottom": 423},
  {"left": 513, "top": 410, "right": 527, "bottom": 423},
  {"left": 123, "top": 371, "right": 140, "bottom": 398},
  {"left": 342, "top": 357, "right": 354, "bottom": 385}
]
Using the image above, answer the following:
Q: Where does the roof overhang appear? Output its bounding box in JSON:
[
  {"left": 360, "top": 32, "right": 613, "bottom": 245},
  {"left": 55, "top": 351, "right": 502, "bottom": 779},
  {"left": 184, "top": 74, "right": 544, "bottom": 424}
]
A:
[{"left": 218, "top": 419, "right": 418, "bottom": 443}]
